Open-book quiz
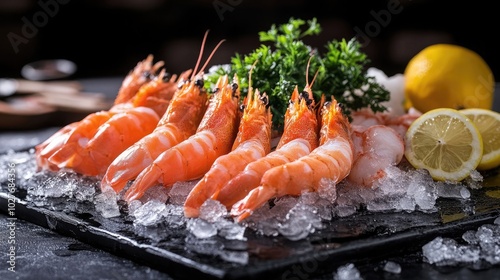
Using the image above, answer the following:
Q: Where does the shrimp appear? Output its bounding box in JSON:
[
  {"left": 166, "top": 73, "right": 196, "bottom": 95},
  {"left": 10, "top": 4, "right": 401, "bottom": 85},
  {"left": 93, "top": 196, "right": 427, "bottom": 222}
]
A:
[
  {"left": 101, "top": 32, "right": 224, "bottom": 193},
  {"left": 346, "top": 125, "right": 404, "bottom": 187},
  {"left": 183, "top": 86, "right": 273, "bottom": 218},
  {"left": 351, "top": 108, "right": 386, "bottom": 127},
  {"left": 130, "top": 68, "right": 191, "bottom": 117},
  {"left": 215, "top": 83, "right": 320, "bottom": 210},
  {"left": 123, "top": 73, "right": 241, "bottom": 202},
  {"left": 35, "top": 55, "right": 178, "bottom": 176},
  {"left": 384, "top": 108, "right": 421, "bottom": 138},
  {"left": 351, "top": 107, "right": 421, "bottom": 138},
  {"left": 231, "top": 97, "right": 354, "bottom": 222},
  {"left": 112, "top": 55, "right": 164, "bottom": 105}
]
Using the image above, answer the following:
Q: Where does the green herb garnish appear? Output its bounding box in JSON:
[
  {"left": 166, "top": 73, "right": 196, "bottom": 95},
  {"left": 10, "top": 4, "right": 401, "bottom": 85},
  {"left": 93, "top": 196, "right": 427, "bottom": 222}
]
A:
[{"left": 206, "top": 17, "right": 389, "bottom": 129}]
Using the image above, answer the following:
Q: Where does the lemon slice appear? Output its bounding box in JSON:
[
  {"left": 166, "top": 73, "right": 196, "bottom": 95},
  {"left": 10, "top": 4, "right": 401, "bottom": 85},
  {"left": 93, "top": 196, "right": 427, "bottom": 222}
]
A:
[
  {"left": 460, "top": 108, "right": 500, "bottom": 170},
  {"left": 404, "top": 108, "right": 483, "bottom": 181}
]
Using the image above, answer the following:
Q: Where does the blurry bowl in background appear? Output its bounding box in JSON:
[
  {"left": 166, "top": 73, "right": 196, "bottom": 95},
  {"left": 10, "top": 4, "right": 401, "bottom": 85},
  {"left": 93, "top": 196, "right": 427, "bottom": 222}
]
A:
[{"left": 21, "top": 59, "right": 77, "bottom": 81}]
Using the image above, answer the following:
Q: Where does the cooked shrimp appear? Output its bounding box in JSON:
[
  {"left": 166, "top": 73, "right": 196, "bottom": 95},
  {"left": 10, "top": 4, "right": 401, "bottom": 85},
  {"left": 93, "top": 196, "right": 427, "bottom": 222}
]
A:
[
  {"left": 231, "top": 97, "right": 353, "bottom": 222},
  {"left": 351, "top": 108, "right": 386, "bottom": 127},
  {"left": 123, "top": 73, "right": 241, "bottom": 202},
  {"left": 183, "top": 87, "right": 272, "bottom": 218},
  {"left": 347, "top": 125, "right": 405, "bottom": 187},
  {"left": 35, "top": 55, "right": 176, "bottom": 176},
  {"left": 101, "top": 32, "right": 225, "bottom": 193},
  {"left": 215, "top": 84, "right": 320, "bottom": 210},
  {"left": 384, "top": 108, "right": 421, "bottom": 138},
  {"left": 111, "top": 55, "right": 165, "bottom": 105},
  {"left": 351, "top": 107, "right": 421, "bottom": 138},
  {"left": 131, "top": 69, "right": 191, "bottom": 117}
]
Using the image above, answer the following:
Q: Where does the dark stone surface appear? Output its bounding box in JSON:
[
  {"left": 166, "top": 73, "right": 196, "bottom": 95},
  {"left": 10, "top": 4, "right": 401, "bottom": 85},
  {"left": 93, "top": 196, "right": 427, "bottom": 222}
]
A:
[{"left": 0, "top": 78, "right": 499, "bottom": 280}]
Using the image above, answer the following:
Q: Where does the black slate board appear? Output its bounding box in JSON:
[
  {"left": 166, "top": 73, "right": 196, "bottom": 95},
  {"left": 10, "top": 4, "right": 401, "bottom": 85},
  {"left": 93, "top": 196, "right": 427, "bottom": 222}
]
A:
[{"left": 1, "top": 170, "right": 500, "bottom": 280}]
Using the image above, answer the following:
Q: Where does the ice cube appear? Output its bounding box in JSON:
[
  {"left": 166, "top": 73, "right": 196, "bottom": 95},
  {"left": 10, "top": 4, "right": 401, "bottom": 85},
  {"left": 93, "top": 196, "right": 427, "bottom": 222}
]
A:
[
  {"left": 468, "top": 170, "right": 483, "bottom": 184},
  {"left": 436, "top": 182, "right": 467, "bottom": 199},
  {"left": 462, "top": 230, "right": 479, "bottom": 245},
  {"left": 217, "top": 219, "right": 247, "bottom": 240},
  {"left": 317, "top": 177, "right": 337, "bottom": 201},
  {"left": 163, "top": 204, "right": 187, "bottom": 229},
  {"left": 168, "top": 180, "right": 198, "bottom": 205},
  {"left": 73, "top": 176, "right": 98, "bottom": 201},
  {"left": 199, "top": 199, "right": 227, "bottom": 223},
  {"left": 457, "top": 245, "right": 481, "bottom": 263},
  {"left": 422, "top": 237, "right": 461, "bottom": 266},
  {"left": 139, "top": 184, "right": 170, "bottom": 203},
  {"left": 187, "top": 218, "right": 217, "bottom": 239},
  {"left": 133, "top": 199, "right": 167, "bottom": 226},
  {"left": 414, "top": 183, "right": 437, "bottom": 211},
  {"left": 218, "top": 250, "right": 249, "bottom": 265},
  {"left": 128, "top": 200, "right": 142, "bottom": 216},
  {"left": 333, "top": 205, "right": 357, "bottom": 217},
  {"left": 94, "top": 190, "right": 120, "bottom": 218},
  {"left": 383, "top": 261, "right": 401, "bottom": 274},
  {"left": 334, "top": 263, "right": 363, "bottom": 280},
  {"left": 460, "top": 187, "right": 471, "bottom": 199},
  {"left": 278, "top": 204, "right": 321, "bottom": 241}
]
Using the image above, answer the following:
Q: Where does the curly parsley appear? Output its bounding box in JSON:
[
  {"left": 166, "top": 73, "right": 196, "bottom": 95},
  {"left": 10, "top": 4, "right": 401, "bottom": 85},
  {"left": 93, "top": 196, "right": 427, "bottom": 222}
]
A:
[{"left": 206, "top": 17, "right": 389, "bottom": 129}]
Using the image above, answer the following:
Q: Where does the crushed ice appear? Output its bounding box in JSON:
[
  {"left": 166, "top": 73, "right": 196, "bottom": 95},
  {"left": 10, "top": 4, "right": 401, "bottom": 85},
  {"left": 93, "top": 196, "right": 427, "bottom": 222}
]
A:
[
  {"left": 0, "top": 150, "right": 489, "bottom": 244},
  {"left": 333, "top": 263, "right": 363, "bottom": 280},
  {"left": 422, "top": 217, "right": 500, "bottom": 267},
  {"left": 383, "top": 260, "right": 402, "bottom": 274}
]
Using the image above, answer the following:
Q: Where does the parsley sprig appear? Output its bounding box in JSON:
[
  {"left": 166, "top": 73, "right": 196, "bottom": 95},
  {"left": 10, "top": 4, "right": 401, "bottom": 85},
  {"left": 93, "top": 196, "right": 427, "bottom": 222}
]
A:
[{"left": 206, "top": 17, "right": 389, "bottom": 129}]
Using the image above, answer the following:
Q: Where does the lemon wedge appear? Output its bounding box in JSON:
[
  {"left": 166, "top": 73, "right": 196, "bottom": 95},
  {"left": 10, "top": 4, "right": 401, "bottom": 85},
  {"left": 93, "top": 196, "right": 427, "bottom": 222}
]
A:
[
  {"left": 404, "top": 108, "right": 483, "bottom": 181},
  {"left": 460, "top": 108, "right": 500, "bottom": 170}
]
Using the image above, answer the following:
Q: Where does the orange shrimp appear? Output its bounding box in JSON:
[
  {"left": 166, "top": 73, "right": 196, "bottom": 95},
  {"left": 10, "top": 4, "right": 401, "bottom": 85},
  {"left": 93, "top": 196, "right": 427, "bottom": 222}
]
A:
[
  {"left": 130, "top": 68, "right": 191, "bottom": 117},
  {"left": 215, "top": 83, "right": 320, "bottom": 210},
  {"left": 183, "top": 86, "right": 273, "bottom": 218},
  {"left": 35, "top": 55, "right": 179, "bottom": 176},
  {"left": 231, "top": 97, "right": 354, "bottom": 222},
  {"left": 101, "top": 32, "right": 225, "bottom": 193},
  {"left": 123, "top": 73, "right": 241, "bottom": 202},
  {"left": 113, "top": 54, "right": 165, "bottom": 105}
]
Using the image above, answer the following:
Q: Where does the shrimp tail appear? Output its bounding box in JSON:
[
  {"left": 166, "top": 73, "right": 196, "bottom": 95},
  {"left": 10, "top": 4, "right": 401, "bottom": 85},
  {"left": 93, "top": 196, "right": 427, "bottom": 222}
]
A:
[
  {"left": 216, "top": 171, "right": 262, "bottom": 209},
  {"left": 122, "top": 163, "right": 163, "bottom": 201},
  {"left": 184, "top": 171, "right": 222, "bottom": 217},
  {"left": 231, "top": 185, "right": 275, "bottom": 222},
  {"left": 102, "top": 145, "right": 154, "bottom": 193}
]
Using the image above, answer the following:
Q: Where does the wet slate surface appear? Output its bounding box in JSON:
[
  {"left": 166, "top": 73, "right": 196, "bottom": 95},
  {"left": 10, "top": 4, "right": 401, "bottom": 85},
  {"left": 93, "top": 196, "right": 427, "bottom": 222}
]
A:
[
  {"left": 1, "top": 180, "right": 500, "bottom": 280},
  {"left": 0, "top": 80, "right": 499, "bottom": 279}
]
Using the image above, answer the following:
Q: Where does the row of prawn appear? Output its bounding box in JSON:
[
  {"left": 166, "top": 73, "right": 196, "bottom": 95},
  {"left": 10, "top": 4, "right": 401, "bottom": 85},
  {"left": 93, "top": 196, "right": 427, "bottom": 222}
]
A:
[{"left": 35, "top": 33, "right": 420, "bottom": 222}]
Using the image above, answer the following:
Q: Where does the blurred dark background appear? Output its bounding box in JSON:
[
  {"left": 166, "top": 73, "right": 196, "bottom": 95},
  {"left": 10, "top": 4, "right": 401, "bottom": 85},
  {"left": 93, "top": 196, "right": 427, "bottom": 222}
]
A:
[{"left": 0, "top": 0, "right": 498, "bottom": 81}]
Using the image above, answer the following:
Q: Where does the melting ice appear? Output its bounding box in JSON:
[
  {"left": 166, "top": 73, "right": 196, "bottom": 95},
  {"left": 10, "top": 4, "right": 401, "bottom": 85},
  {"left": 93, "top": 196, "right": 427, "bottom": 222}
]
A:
[
  {"left": 333, "top": 263, "right": 363, "bottom": 280},
  {"left": 422, "top": 216, "right": 500, "bottom": 267},
  {"left": 0, "top": 150, "right": 488, "bottom": 244}
]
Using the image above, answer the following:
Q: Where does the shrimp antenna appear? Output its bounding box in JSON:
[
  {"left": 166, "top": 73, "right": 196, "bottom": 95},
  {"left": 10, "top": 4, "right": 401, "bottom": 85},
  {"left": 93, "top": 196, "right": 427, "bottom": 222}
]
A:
[
  {"left": 305, "top": 54, "right": 319, "bottom": 88},
  {"left": 306, "top": 55, "right": 313, "bottom": 87},
  {"left": 192, "top": 30, "right": 210, "bottom": 80},
  {"left": 310, "top": 69, "right": 320, "bottom": 89},
  {"left": 248, "top": 59, "right": 259, "bottom": 97},
  {"left": 198, "top": 39, "right": 226, "bottom": 75}
]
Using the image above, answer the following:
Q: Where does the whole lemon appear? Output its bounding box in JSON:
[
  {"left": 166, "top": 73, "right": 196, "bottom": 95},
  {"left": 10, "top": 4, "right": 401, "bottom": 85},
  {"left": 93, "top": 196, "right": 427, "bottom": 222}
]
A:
[{"left": 404, "top": 44, "right": 494, "bottom": 113}]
